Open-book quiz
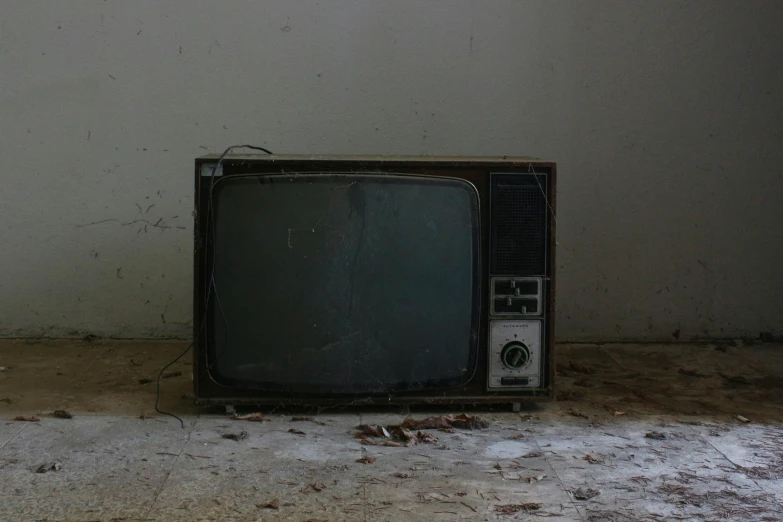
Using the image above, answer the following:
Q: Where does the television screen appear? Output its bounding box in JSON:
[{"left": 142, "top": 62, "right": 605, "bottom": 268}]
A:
[{"left": 207, "top": 173, "right": 480, "bottom": 393}]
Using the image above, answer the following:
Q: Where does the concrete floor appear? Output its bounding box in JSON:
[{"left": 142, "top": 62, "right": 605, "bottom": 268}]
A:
[{"left": 0, "top": 340, "right": 782, "bottom": 521}]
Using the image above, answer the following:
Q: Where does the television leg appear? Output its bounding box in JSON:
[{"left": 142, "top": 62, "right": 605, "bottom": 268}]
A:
[
  {"left": 511, "top": 402, "right": 521, "bottom": 413},
  {"left": 225, "top": 404, "right": 236, "bottom": 416}
]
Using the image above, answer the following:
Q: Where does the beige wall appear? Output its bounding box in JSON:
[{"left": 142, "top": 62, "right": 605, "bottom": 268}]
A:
[{"left": 1, "top": 1, "right": 781, "bottom": 341}]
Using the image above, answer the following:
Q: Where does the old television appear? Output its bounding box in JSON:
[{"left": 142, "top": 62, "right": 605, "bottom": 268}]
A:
[{"left": 193, "top": 155, "right": 556, "bottom": 410}]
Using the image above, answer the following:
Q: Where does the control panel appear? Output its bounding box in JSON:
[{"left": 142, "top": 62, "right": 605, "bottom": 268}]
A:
[
  {"left": 490, "top": 277, "right": 542, "bottom": 316},
  {"left": 488, "top": 320, "right": 542, "bottom": 388}
]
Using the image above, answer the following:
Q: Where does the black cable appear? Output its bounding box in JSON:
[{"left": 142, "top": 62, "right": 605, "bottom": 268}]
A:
[
  {"left": 154, "top": 144, "right": 273, "bottom": 427},
  {"left": 205, "top": 146, "right": 272, "bottom": 368},
  {"left": 154, "top": 341, "right": 194, "bottom": 428}
]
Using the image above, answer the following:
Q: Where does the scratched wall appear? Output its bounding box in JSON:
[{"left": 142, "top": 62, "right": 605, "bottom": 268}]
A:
[{"left": 1, "top": 1, "right": 782, "bottom": 341}]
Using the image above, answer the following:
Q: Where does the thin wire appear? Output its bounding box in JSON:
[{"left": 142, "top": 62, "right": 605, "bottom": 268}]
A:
[
  {"left": 206, "top": 146, "right": 272, "bottom": 368},
  {"left": 154, "top": 341, "right": 194, "bottom": 428},
  {"left": 154, "top": 144, "right": 273, "bottom": 427},
  {"left": 528, "top": 162, "right": 556, "bottom": 224}
]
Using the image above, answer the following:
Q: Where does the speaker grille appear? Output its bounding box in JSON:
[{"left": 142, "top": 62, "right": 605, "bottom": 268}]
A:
[{"left": 491, "top": 174, "right": 547, "bottom": 276}]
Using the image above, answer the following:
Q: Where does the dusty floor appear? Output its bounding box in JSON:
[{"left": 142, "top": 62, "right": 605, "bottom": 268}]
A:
[{"left": 0, "top": 340, "right": 782, "bottom": 521}]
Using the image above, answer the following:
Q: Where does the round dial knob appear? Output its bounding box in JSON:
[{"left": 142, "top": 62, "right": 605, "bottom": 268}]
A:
[{"left": 501, "top": 342, "right": 530, "bottom": 369}]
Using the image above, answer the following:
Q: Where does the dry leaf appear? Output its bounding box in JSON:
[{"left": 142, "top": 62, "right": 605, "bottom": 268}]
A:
[
  {"left": 400, "top": 416, "right": 450, "bottom": 430},
  {"left": 13, "top": 416, "right": 40, "bottom": 422},
  {"left": 356, "top": 456, "right": 376, "bottom": 464},
  {"left": 232, "top": 412, "right": 264, "bottom": 422},
  {"left": 584, "top": 454, "right": 603, "bottom": 464},
  {"left": 53, "top": 410, "right": 73, "bottom": 419},
  {"left": 310, "top": 483, "right": 326, "bottom": 492},
  {"left": 222, "top": 431, "right": 248, "bottom": 441},
  {"left": 645, "top": 431, "right": 667, "bottom": 440},
  {"left": 496, "top": 503, "right": 542, "bottom": 514},
  {"left": 358, "top": 424, "right": 390, "bottom": 437},
  {"left": 161, "top": 370, "right": 182, "bottom": 379},
  {"left": 573, "top": 487, "right": 600, "bottom": 500},
  {"left": 736, "top": 415, "right": 750, "bottom": 423},
  {"left": 387, "top": 426, "right": 416, "bottom": 444},
  {"left": 416, "top": 431, "right": 438, "bottom": 444},
  {"left": 520, "top": 451, "right": 543, "bottom": 458},
  {"left": 401, "top": 414, "right": 488, "bottom": 430},
  {"left": 455, "top": 491, "right": 467, "bottom": 496},
  {"left": 288, "top": 428, "right": 306, "bottom": 435},
  {"left": 258, "top": 499, "right": 279, "bottom": 510},
  {"left": 391, "top": 472, "right": 412, "bottom": 478},
  {"left": 507, "top": 433, "right": 526, "bottom": 440},
  {"left": 383, "top": 441, "right": 403, "bottom": 447},
  {"left": 356, "top": 415, "right": 487, "bottom": 446},
  {"left": 35, "top": 462, "right": 62, "bottom": 474},
  {"left": 613, "top": 411, "right": 626, "bottom": 416},
  {"left": 359, "top": 438, "right": 377, "bottom": 445}
]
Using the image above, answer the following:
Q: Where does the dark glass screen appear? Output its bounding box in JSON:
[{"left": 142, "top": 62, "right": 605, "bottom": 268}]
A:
[{"left": 207, "top": 174, "right": 479, "bottom": 393}]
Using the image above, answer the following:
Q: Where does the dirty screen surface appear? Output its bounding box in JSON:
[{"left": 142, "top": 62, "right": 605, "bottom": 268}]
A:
[{"left": 208, "top": 174, "right": 479, "bottom": 393}]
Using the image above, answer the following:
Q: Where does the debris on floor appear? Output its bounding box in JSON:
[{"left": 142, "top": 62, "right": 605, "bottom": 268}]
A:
[
  {"left": 400, "top": 413, "right": 489, "bottom": 430},
  {"left": 359, "top": 425, "right": 390, "bottom": 438},
  {"left": 2, "top": 340, "right": 783, "bottom": 520},
  {"left": 13, "top": 415, "right": 40, "bottom": 422},
  {"left": 355, "top": 414, "right": 487, "bottom": 447},
  {"left": 566, "top": 408, "right": 589, "bottom": 419},
  {"left": 35, "top": 462, "right": 62, "bottom": 473},
  {"left": 583, "top": 453, "right": 604, "bottom": 464},
  {"left": 357, "top": 425, "right": 437, "bottom": 446},
  {"left": 161, "top": 370, "right": 183, "bottom": 379},
  {"left": 231, "top": 412, "right": 264, "bottom": 422},
  {"left": 572, "top": 487, "right": 600, "bottom": 500},
  {"left": 221, "top": 431, "right": 248, "bottom": 441},
  {"left": 356, "top": 456, "right": 376, "bottom": 464},
  {"left": 496, "top": 503, "right": 542, "bottom": 514},
  {"left": 53, "top": 409, "right": 73, "bottom": 419},
  {"left": 520, "top": 450, "right": 543, "bottom": 458},
  {"left": 645, "top": 430, "right": 667, "bottom": 440},
  {"left": 291, "top": 416, "right": 326, "bottom": 425},
  {"left": 257, "top": 499, "right": 279, "bottom": 510}
]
